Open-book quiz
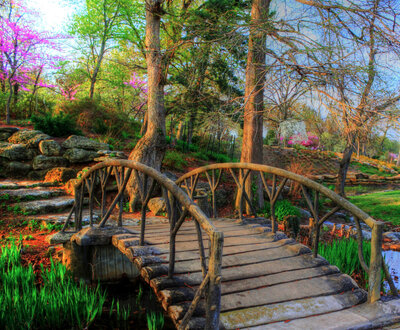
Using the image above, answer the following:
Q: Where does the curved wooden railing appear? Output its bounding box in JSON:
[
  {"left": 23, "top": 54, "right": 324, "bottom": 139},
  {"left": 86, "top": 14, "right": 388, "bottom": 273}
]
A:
[
  {"left": 60, "top": 160, "right": 223, "bottom": 329},
  {"left": 176, "top": 162, "right": 398, "bottom": 303}
]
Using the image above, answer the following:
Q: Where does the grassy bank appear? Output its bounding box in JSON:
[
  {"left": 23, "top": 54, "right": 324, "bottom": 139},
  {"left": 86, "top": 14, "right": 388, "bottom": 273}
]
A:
[{"left": 349, "top": 190, "right": 400, "bottom": 225}]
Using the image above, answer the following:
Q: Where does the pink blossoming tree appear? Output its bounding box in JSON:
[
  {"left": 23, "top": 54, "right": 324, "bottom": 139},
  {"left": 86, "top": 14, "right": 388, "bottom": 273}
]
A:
[{"left": 0, "top": 0, "right": 60, "bottom": 123}]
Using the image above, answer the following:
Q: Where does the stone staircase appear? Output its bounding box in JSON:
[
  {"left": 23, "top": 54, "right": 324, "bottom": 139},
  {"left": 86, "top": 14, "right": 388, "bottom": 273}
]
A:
[{"left": 0, "top": 180, "right": 77, "bottom": 224}]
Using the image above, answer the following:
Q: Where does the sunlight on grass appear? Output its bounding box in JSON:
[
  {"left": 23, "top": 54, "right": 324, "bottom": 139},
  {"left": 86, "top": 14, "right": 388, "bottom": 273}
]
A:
[{"left": 349, "top": 191, "right": 400, "bottom": 225}]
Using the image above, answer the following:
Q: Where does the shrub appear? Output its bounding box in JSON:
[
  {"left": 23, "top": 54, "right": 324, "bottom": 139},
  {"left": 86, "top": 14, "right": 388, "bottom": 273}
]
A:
[
  {"left": 31, "top": 112, "right": 81, "bottom": 137},
  {"left": 163, "top": 150, "right": 188, "bottom": 170},
  {"left": 274, "top": 199, "right": 301, "bottom": 222}
]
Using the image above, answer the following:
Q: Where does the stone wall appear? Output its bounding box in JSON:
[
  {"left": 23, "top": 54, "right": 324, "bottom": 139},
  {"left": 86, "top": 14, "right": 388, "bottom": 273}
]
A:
[{"left": 0, "top": 127, "right": 127, "bottom": 180}]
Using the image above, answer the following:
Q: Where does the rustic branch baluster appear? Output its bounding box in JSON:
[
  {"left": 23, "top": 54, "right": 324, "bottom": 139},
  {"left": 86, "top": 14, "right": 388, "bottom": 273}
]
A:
[
  {"left": 84, "top": 171, "right": 97, "bottom": 227},
  {"left": 113, "top": 167, "right": 126, "bottom": 227},
  {"left": 229, "top": 168, "right": 254, "bottom": 220},
  {"left": 260, "top": 173, "right": 287, "bottom": 233},
  {"left": 98, "top": 167, "right": 112, "bottom": 217},
  {"left": 139, "top": 175, "right": 157, "bottom": 246},
  {"left": 98, "top": 168, "right": 132, "bottom": 227},
  {"left": 205, "top": 169, "right": 222, "bottom": 218}
]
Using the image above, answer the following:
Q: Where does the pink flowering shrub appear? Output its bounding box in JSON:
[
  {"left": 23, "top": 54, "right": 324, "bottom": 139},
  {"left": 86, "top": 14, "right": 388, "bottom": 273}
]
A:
[{"left": 287, "top": 133, "right": 321, "bottom": 150}]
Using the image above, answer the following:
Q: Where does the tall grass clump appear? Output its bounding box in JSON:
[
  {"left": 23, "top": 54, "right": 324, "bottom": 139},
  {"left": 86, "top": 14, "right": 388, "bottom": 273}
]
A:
[
  {"left": 318, "top": 238, "right": 371, "bottom": 286},
  {"left": 0, "top": 238, "right": 106, "bottom": 329}
]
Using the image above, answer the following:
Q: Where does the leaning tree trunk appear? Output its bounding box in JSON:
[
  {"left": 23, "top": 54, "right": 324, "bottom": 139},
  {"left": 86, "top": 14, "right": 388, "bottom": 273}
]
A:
[
  {"left": 335, "top": 143, "right": 354, "bottom": 197},
  {"left": 238, "top": 0, "right": 270, "bottom": 212},
  {"left": 127, "top": 0, "right": 166, "bottom": 210}
]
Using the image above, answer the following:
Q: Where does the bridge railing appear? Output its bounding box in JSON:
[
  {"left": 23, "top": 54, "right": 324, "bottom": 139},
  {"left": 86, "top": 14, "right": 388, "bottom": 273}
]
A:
[
  {"left": 60, "top": 160, "right": 223, "bottom": 329},
  {"left": 176, "top": 162, "right": 398, "bottom": 303}
]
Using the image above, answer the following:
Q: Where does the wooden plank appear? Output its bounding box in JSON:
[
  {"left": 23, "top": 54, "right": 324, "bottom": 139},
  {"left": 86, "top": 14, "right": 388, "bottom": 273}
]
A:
[
  {"left": 150, "top": 265, "right": 340, "bottom": 292},
  {"left": 220, "top": 274, "right": 359, "bottom": 312},
  {"left": 145, "top": 233, "right": 273, "bottom": 246},
  {"left": 172, "top": 254, "right": 329, "bottom": 278},
  {"left": 150, "top": 240, "right": 297, "bottom": 263},
  {"left": 220, "top": 265, "right": 340, "bottom": 295},
  {"left": 152, "top": 243, "right": 310, "bottom": 268},
  {"left": 220, "top": 289, "right": 367, "bottom": 329}
]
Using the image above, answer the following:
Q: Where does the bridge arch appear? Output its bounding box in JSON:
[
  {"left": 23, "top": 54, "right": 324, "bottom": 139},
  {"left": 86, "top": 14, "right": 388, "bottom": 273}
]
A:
[{"left": 59, "top": 160, "right": 397, "bottom": 329}]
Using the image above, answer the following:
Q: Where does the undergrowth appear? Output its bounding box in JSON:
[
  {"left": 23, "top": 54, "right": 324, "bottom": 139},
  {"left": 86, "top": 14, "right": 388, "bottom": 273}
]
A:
[{"left": 0, "top": 238, "right": 106, "bottom": 329}]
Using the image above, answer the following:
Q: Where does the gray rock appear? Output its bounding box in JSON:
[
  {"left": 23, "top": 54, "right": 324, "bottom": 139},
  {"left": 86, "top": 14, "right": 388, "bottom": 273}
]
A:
[
  {"left": 0, "top": 143, "right": 35, "bottom": 160},
  {"left": 62, "top": 135, "right": 109, "bottom": 151},
  {"left": 148, "top": 197, "right": 167, "bottom": 215},
  {"left": 298, "top": 208, "right": 312, "bottom": 219},
  {"left": 0, "top": 127, "right": 19, "bottom": 134},
  {"left": 6, "top": 161, "right": 32, "bottom": 176},
  {"left": 63, "top": 148, "right": 98, "bottom": 163},
  {"left": 0, "top": 127, "right": 19, "bottom": 140},
  {"left": 163, "top": 171, "right": 178, "bottom": 182},
  {"left": 383, "top": 232, "right": 400, "bottom": 242},
  {"left": 0, "top": 132, "right": 12, "bottom": 141},
  {"left": 8, "top": 129, "right": 50, "bottom": 147},
  {"left": 362, "top": 230, "right": 372, "bottom": 240},
  {"left": 27, "top": 170, "right": 50, "bottom": 181},
  {"left": 39, "top": 139, "right": 62, "bottom": 156},
  {"left": 33, "top": 155, "right": 68, "bottom": 170}
]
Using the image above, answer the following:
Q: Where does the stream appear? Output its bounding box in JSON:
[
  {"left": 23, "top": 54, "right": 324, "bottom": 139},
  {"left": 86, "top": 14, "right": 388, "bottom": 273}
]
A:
[{"left": 383, "top": 250, "right": 400, "bottom": 291}]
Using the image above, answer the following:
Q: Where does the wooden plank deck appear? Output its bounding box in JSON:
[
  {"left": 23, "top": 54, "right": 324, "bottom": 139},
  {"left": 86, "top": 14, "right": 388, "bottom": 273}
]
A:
[{"left": 112, "top": 218, "right": 367, "bottom": 329}]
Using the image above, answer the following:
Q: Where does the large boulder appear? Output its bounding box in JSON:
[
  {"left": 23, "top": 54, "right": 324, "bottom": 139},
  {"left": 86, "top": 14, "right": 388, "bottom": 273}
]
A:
[
  {"left": 63, "top": 148, "right": 98, "bottom": 163},
  {"left": 39, "top": 139, "right": 62, "bottom": 156},
  {"left": 44, "top": 167, "right": 77, "bottom": 183},
  {"left": 8, "top": 129, "right": 50, "bottom": 147},
  {"left": 0, "top": 127, "right": 19, "bottom": 141},
  {"left": 6, "top": 161, "right": 32, "bottom": 177},
  {"left": 62, "top": 135, "right": 109, "bottom": 151},
  {"left": 148, "top": 197, "right": 167, "bottom": 216},
  {"left": 27, "top": 170, "right": 50, "bottom": 180},
  {"left": 33, "top": 155, "right": 68, "bottom": 170},
  {"left": 0, "top": 143, "right": 35, "bottom": 160}
]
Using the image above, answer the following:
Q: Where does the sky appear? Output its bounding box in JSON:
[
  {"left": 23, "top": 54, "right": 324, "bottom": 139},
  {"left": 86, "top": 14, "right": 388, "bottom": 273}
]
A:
[{"left": 26, "top": 0, "right": 73, "bottom": 32}]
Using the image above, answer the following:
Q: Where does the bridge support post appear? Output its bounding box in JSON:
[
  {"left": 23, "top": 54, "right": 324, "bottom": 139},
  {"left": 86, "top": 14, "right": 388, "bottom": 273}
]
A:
[
  {"left": 206, "top": 231, "right": 223, "bottom": 329},
  {"left": 368, "top": 222, "right": 383, "bottom": 303}
]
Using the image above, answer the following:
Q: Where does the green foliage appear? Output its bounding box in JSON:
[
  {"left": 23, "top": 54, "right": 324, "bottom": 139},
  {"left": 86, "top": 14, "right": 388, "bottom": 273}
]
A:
[
  {"left": 31, "top": 112, "right": 81, "bottom": 137},
  {"left": 264, "top": 129, "right": 277, "bottom": 145},
  {"left": 274, "top": 200, "right": 301, "bottom": 222},
  {"left": 318, "top": 239, "right": 371, "bottom": 287},
  {"left": 147, "top": 311, "right": 165, "bottom": 330},
  {"left": 0, "top": 239, "right": 106, "bottom": 329},
  {"left": 163, "top": 150, "right": 188, "bottom": 170}
]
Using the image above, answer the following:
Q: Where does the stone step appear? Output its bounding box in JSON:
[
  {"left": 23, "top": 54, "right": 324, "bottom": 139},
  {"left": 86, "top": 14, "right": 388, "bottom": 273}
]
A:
[
  {"left": 0, "top": 180, "right": 60, "bottom": 190},
  {"left": 15, "top": 196, "right": 77, "bottom": 215},
  {"left": 0, "top": 188, "right": 65, "bottom": 201}
]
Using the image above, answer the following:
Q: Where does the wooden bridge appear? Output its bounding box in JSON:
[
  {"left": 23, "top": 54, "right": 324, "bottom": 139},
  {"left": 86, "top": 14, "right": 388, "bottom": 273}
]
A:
[{"left": 55, "top": 161, "right": 400, "bottom": 329}]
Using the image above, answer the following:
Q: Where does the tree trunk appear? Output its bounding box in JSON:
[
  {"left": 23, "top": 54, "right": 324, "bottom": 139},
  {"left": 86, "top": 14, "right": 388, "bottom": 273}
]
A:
[
  {"left": 6, "top": 78, "right": 13, "bottom": 124},
  {"left": 176, "top": 121, "right": 184, "bottom": 140},
  {"left": 397, "top": 145, "right": 400, "bottom": 166},
  {"left": 335, "top": 143, "right": 354, "bottom": 197},
  {"left": 239, "top": 0, "right": 270, "bottom": 212},
  {"left": 127, "top": 0, "right": 166, "bottom": 210}
]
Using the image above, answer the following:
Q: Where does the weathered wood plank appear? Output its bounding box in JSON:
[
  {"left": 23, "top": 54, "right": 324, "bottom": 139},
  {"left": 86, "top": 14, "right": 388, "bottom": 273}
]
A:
[
  {"left": 167, "top": 251, "right": 324, "bottom": 275},
  {"left": 220, "top": 289, "right": 367, "bottom": 329},
  {"left": 220, "top": 274, "right": 359, "bottom": 312}
]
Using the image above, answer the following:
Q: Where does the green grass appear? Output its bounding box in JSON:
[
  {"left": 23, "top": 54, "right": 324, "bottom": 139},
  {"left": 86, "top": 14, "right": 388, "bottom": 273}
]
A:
[
  {"left": 352, "top": 162, "right": 397, "bottom": 177},
  {"left": 0, "top": 238, "right": 106, "bottom": 329},
  {"left": 318, "top": 238, "right": 371, "bottom": 288},
  {"left": 349, "top": 190, "right": 400, "bottom": 225}
]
